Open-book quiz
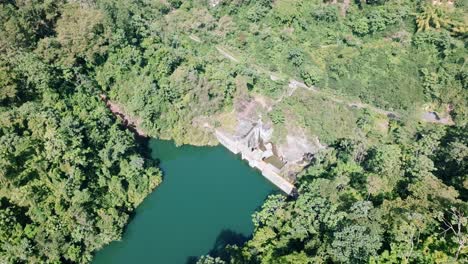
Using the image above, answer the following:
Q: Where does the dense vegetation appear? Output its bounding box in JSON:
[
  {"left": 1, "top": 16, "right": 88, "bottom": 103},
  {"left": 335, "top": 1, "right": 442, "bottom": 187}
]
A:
[
  {"left": 0, "top": 0, "right": 466, "bottom": 263},
  {"left": 93, "top": 0, "right": 467, "bottom": 145},
  {"left": 0, "top": 1, "right": 162, "bottom": 263},
  {"left": 201, "top": 124, "right": 467, "bottom": 263}
]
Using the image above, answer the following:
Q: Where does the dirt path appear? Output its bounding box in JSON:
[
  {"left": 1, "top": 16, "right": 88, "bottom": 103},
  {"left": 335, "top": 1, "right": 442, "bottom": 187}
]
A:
[
  {"left": 215, "top": 46, "right": 239, "bottom": 63},
  {"left": 192, "top": 35, "right": 455, "bottom": 124},
  {"left": 189, "top": 34, "right": 201, "bottom": 43},
  {"left": 210, "top": 39, "right": 400, "bottom": 117}
]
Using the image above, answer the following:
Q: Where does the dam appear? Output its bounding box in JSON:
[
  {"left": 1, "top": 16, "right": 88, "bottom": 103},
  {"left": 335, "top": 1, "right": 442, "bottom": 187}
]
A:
[{"left": 214, "top": 120, "right": 298, "bottom": 195}]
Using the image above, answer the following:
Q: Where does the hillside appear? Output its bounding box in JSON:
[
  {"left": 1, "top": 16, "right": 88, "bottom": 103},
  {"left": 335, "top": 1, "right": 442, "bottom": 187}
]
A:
[{"left": 0, "top": 0, "right": 467, "bottom": 263}]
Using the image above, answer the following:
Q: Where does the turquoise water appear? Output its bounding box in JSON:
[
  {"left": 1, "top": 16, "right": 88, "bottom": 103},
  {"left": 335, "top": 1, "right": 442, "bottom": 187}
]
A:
[{"left": 92, "top": 139, "right": 276, "bottom": 264}]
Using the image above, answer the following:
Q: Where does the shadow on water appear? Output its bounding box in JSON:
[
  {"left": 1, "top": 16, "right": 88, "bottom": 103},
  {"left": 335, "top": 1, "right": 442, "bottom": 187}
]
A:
[
  {"left": 186, "top": 229, "right": 249, "bottom": 264},
  {"left": 134, "top": 134, "right": 151, "bottom": 155},
  {"left": 186, "top": 190, "right": 292, "bottom": 263},
  {"left": 184, "top": 188, "right": 279, "bottom": 264}
]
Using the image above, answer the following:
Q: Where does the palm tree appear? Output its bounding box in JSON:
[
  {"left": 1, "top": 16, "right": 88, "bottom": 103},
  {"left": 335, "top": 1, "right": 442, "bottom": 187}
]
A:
[
  {"left": 450, "top": 21, "right": 468, "bottom": 38},
  {"left": 416, "top": 4, "right": 450, "bottom": 32}
]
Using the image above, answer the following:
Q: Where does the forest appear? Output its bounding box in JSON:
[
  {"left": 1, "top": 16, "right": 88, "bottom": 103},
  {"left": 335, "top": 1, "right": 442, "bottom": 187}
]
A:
[{"left": 0, "top": 0, "right": 467, "bottom": 263}]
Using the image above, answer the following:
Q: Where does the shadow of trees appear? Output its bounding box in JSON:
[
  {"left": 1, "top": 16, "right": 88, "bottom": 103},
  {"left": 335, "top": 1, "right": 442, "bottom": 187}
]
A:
[{"left": 186, "top": 229, "right": 249, "bottom": 264}]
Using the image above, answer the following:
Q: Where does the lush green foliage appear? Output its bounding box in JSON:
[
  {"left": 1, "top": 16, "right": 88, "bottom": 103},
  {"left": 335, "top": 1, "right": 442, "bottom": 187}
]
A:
[
  {"left": 1, "top": 0, "right": 466, "bottom": 263},
  {"left": 0, "top": 1, "right": 161, "bottom": 263},
  {"left": 85, "top": 0, "right": 467, "bottom": 144},
  {"left": 183, "top": 2, "right": 466, "bottom": 262},
  {"left": 211, "top": 124, "right": 467, "bottom": 263},
  {"left": 182, "top": 0, "right": 465, "bottom": 118}
]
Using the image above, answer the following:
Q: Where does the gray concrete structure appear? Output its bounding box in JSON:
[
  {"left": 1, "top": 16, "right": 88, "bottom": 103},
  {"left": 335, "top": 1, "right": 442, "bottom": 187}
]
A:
[{"left": 214, "top": 124, "right": 296, "bottom": 195}]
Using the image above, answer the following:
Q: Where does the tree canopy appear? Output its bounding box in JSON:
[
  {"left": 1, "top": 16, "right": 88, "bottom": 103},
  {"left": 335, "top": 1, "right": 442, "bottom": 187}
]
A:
[{"left": 0, "top": 0, "right": 466, "bottom": 263}]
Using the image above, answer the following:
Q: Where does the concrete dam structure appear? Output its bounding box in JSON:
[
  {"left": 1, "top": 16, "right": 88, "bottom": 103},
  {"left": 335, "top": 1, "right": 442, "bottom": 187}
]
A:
[{"left": 214, "top": 120, "right": 297, "bottom": 195}]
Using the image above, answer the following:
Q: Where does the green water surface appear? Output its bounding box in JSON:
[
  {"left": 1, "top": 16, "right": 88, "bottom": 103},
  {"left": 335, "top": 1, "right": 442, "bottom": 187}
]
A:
[{"left": 92, "top": 139, "right": 276, "bottom": 264}]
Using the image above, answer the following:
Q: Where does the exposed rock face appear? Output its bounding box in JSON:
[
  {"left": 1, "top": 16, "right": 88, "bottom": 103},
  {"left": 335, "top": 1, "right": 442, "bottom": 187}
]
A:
[
  {"left": 277, "top": 134, "right": 325, "bottom": 165},
  {"left": 235, "top": 119, "right": 273, "bottom": 150},
  {"left": 421, "top": 111, "right": 454, "bottom": 125},
  {"left": 100, "top": 95, "right": 146, "bottom": 137}
]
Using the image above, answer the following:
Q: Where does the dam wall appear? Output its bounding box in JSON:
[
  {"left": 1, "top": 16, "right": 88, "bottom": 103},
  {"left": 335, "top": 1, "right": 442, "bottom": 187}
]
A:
[{"left": 215, "top": 130, "right": 296, "bottom": 195}]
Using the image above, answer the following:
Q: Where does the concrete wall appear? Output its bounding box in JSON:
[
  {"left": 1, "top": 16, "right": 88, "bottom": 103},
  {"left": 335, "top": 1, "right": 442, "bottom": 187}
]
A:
[
  {"left": 215, "top": 129, "right": 295, "bottom": 195},
  {"left": 215, "top": 130, "right": 240, "bottom": 154}
]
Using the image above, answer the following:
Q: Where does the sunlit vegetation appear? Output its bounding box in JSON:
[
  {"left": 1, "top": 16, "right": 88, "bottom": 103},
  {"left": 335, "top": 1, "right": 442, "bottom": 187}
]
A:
[
  {"left": 209, "top": 124, "right": 467, "bottom": 263},
  {"left": 0, "top": 1, "right": 162, "bottom": 263},
  {"left": 0, "top": 0, "right": 466, "bottom": 263}
]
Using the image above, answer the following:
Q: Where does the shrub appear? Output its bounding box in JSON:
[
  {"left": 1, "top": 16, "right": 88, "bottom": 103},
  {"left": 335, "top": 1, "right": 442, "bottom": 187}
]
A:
[{"left": 269, "top": 109, "right": 285, "bottom": 124}]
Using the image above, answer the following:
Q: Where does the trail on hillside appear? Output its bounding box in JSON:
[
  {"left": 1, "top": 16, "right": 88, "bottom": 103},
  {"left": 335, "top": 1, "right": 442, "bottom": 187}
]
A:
[
  {"left": 190, "top": 35, "right": 451, "bottom": 124},
  {"left": 211, "top": 43, "right": 400, "bottom": 118},
  {"left": 215, "top": 46, "right": 239, "bottom": 63}
]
